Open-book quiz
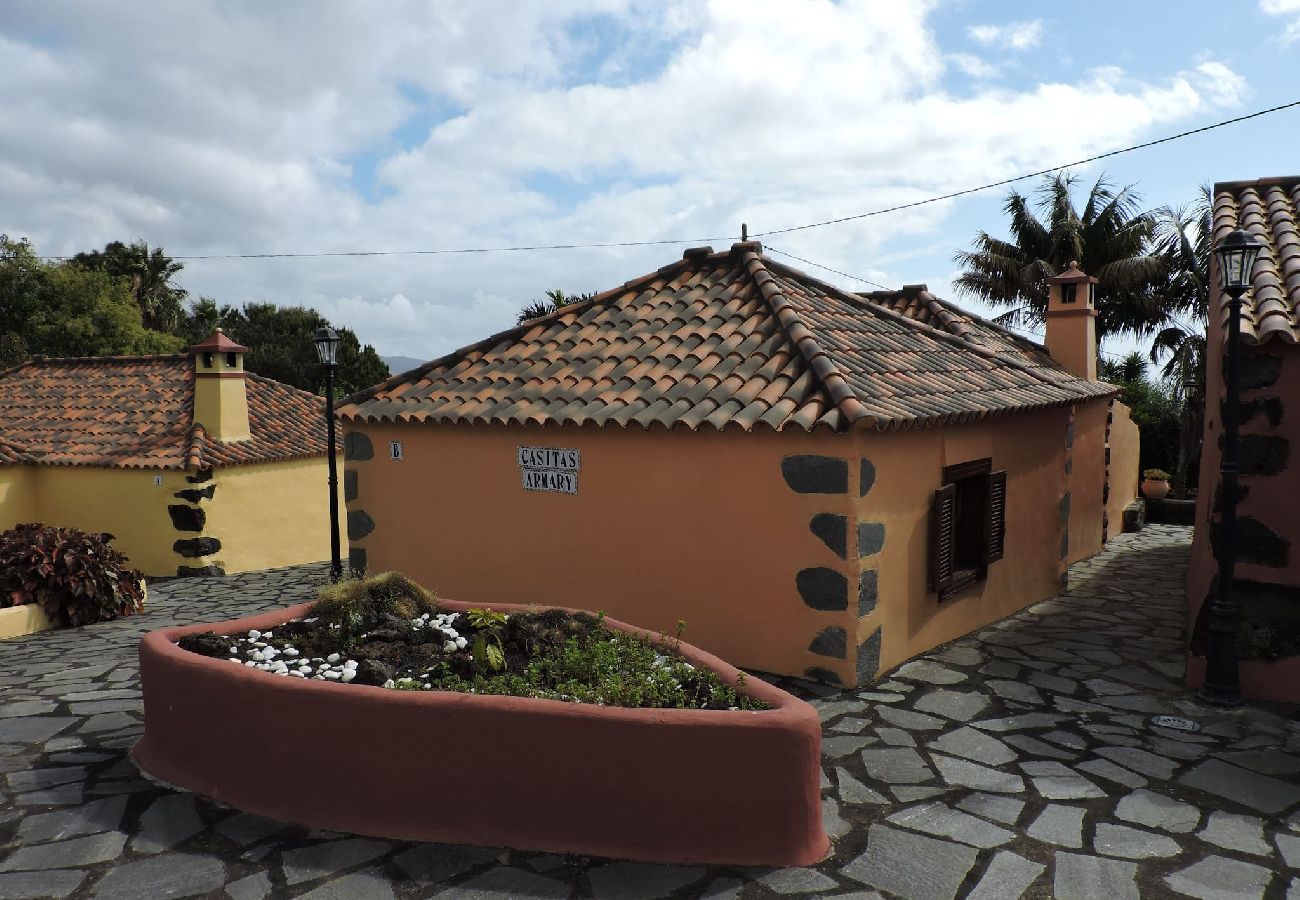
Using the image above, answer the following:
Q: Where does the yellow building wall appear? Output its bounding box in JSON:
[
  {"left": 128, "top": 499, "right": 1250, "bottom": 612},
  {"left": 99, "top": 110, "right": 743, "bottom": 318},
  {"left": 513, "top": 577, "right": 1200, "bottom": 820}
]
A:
[
  {"left": 30, "top": 466, "right": 193, "bottom": 575},
  {"left": 203, "top": 456, "right": 345, "bottom": 574},
  {"left": 0, "top": 457, "right": 343, "bottom": 578},
  {"left": 346, "top": 422, "right": 862, "bottom": 684},
  {"left": 0, "top": 466, "right": 37, "bottom": 530},
  {"left": 855, "top": 407, "right": 1071, "bottom": 677},
  {"left": 1067, "top": 400, "right": 1109, "bottom": 565},
  {"left": 1107, "top": 401, "right": 1141, "bottom": 539}
]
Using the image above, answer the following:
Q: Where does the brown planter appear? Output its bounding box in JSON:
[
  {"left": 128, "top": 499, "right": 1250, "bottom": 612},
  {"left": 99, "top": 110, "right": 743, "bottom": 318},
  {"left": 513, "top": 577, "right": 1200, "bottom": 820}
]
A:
[{"left": 133, "top": 598, "right": 829, "bottom": 867}]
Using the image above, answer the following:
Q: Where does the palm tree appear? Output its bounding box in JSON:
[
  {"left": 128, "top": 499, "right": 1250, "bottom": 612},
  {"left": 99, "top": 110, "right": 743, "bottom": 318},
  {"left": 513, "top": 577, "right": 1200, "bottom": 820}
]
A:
[
  {"left": 1147, "top": 186, "right": 1213, "bottom": 498},
  {"left": 73, "top": 241, "right": 188, "bottom": 333},
  {"left": 516, "top": 289, "right": 596, "bottom": 324},
  {"left": 953, "top": 173, "right": 1168, "bottom": 344}
]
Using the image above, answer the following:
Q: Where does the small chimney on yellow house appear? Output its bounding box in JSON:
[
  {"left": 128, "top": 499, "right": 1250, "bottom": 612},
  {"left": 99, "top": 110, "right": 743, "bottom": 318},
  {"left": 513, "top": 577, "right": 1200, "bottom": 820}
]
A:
[
  {"left": 1044, "top": 261, "right": 1099, "bottom": 381},
  {"left": 187, "top": 329, "right": 251, "bottom": 442}
]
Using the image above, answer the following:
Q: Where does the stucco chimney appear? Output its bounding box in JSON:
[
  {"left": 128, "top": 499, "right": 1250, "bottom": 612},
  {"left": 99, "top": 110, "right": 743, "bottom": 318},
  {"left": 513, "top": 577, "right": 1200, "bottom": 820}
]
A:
[
  {"left": 187, "top": 328, "right": 251, "bottom": 442},
  {"left": 1044, "top": 261, "right": 1099, "bottom": 381}
]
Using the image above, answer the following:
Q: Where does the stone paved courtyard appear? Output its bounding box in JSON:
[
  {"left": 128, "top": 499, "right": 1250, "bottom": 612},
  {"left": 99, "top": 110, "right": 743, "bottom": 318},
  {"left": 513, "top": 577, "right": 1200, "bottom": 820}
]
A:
[{"left": 1, "top": 525, "right": 1299, "bottom": 899}]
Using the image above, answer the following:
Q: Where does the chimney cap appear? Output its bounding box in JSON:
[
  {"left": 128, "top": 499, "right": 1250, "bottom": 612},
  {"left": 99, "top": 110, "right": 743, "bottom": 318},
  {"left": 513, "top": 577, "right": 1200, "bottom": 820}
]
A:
[
  {"left": 1048, "top": 261, "right": 1098, "bottom": 285},
  {"left": 187, "top": 328, "right": 249, "bottom": 354}
]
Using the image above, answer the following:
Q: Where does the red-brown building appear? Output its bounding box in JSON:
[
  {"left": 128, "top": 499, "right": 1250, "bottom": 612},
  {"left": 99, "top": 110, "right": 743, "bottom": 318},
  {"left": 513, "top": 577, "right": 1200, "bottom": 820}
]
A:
[{"left": 1188, "top": 176, "right": 1300, "bottom": 702}]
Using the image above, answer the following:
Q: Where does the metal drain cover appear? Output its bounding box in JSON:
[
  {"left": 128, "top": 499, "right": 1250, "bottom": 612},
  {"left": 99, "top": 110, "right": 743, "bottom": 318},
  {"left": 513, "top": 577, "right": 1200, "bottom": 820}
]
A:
[{"left": 1150, "top": 715, "right": 1200, "bottom": 733}]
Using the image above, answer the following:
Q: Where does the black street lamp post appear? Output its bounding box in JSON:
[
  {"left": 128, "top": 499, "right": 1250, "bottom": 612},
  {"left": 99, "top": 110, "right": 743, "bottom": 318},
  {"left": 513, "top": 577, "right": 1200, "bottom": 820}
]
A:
[
  {"left": 314, "top": 326, "right": 343, "bottom": 582},
  {"left": 1199, "top": 227, "right": 1263, "bottom": 707}
]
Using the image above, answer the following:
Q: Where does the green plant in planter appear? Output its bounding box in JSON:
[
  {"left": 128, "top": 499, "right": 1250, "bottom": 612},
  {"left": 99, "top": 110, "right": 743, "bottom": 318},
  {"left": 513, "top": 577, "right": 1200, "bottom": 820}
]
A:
[
  {"left": 1143, "top": 468, "right": 1171, "bottom": 481},
  {"left": 0, "top": 523, "right": 144, "bottom": 626},
  {"left": 467, "top": 608, "right": 508, "bottom": 672},
  {"left": 315, "top": 571, "right": 437, "bottom": 626}
]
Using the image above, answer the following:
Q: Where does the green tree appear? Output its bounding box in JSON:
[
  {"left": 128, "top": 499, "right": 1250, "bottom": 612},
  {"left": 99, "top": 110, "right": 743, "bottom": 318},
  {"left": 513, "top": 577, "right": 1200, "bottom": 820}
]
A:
[
  {"left": 0, "top": 235, "right": 183, "bottom": 361},
  {"left": 1100, "top": 352, "right": 1182, "bottom": 477},
  {"left": 176, "top": 296, "right": 237, "bottom": 346},
  {"left": 517, "top": 288, "right": 596, "bottom": 324},
  {"left": 953, "top": 173, "right": 1168, "bottom": 343},
  {"left": 72, "top": 240, "right": 188, "bottom": 333},
  {"left": 220, "top": 303, "right": 389, "bottom": 395},
  {"left": 1147, "top": 186, "right": 1212, "bottom": 497}
]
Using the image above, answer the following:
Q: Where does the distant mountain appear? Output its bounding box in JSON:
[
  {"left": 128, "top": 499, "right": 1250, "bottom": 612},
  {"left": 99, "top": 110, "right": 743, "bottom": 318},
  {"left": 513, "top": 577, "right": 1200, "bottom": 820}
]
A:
[{"left": 381, "top": 355, "right": 427, "bottom": 375}]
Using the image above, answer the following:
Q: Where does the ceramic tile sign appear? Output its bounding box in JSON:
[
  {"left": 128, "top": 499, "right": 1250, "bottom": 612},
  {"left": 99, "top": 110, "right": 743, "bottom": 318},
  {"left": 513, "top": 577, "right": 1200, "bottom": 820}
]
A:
[{"left": 518, "top": 446, "right": 580, "bottom": 495}]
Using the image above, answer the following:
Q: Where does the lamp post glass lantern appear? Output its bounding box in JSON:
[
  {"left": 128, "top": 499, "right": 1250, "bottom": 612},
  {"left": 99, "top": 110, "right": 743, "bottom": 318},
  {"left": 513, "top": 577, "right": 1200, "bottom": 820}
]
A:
[
  {"left": 314, "top": 327, "right": 343, "bottom": 581},
  {"left": 1200, "top": 227, "right": 1264, "bottom": 707}
]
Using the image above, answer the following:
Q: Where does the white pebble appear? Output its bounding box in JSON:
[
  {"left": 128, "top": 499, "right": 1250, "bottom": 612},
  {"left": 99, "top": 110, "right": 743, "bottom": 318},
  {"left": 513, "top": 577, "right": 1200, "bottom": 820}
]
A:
[
  {"left": 283, "top": 648, "right": 299, "bottom": 657},
  {"left": 243, "top": 660, "right": 256, "bottom": 667},
  {"left": 248, "top": 630, "right": 261, "bottom": 640},
  {"left": 341, "top": 670, "right": 356, "bottom": 682},
  {"left": 289, "top": 670, "right": 305, "bottom": 678},
  {"left": 454, "top": 636, "right": 467, "bottom": 650},
  {"left": 343, "top": 660, "right": 358, "bottom": 670},
  {"left": 326, "top": 653, "right": 341, "bottom": 663},
  {"left": 324, "top": 671, "right": 341, "bottom": 680},
  {"left": 444, "top": 641, "right": 456, "bottom": 653},
  {"left": 227, "top": 657, "right": 241, "bottom": 664}
]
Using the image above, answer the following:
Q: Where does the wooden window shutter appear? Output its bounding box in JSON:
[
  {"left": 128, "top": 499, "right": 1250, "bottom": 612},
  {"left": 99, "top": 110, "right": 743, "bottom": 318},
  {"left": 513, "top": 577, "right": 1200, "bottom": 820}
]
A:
[
  {"left": 931, "top": 483, "right": 957, "bottom": 594},
  {"left": 985, "top": 470, "right": 1008, "bottom": 563}
]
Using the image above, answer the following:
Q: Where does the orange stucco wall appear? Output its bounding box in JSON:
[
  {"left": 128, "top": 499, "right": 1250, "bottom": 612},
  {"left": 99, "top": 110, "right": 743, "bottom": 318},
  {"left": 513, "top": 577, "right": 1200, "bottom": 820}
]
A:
[
  {"left": 346, "top": 397, "right": 1115, "bottom": 686},
  {"left": 1107, "top": 401, "right": 1141, "bottom": 540},
  {"left": 1067, "top": 401, "right": 1108, "bottom": 564},
  {"left": 346, "top": 423, "right": 861, "bottom": 684},
  {"left": 855, "top": 406, "right": 1072, "bottom": 678}
]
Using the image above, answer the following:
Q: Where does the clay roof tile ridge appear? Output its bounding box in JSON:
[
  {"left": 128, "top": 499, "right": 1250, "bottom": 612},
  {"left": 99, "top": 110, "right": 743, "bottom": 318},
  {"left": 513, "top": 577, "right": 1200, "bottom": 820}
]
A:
[{"left": 739, "top": 250, "right": 871, "bottom": 427}]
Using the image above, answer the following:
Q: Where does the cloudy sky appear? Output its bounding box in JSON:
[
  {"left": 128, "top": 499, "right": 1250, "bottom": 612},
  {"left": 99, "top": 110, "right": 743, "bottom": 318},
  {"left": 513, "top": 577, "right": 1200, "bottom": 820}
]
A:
[{"left": 3, "top": 0, "right": 1299, "bottom": 364}]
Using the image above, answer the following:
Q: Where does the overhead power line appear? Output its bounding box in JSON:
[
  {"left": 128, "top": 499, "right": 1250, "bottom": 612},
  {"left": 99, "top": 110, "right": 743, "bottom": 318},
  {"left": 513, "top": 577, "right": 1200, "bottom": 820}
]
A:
[
  {"left": 32, "top": 96, "right": 1300, "bottom": 262},
  {"left": 765, "top": 245, "right": 890, "bottom": 290}
]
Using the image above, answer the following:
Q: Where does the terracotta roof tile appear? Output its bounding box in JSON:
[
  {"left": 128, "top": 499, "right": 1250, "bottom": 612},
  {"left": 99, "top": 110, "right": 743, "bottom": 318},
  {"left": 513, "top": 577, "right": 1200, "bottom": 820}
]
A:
[
  {"left": 0, "top": 355, "right": 331, "bottom": 469},
  {"left": 1212, "top": 176, "right": 1300, "bottom": 345},
  {"left": 340, "top": 244, "right": 1114, "bottom": 432}
]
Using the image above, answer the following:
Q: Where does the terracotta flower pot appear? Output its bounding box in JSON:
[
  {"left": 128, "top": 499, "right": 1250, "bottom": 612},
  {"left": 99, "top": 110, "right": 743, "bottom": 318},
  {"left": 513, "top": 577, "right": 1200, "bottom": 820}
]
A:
[{"left": 1142, "top": 478, "right": 1170, "bottom": 500}]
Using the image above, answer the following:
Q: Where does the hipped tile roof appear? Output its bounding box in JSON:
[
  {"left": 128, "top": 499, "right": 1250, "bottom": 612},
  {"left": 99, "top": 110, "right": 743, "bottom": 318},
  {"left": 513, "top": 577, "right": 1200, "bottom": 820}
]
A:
[
  {"left": 0, "top": 355, "right": 330, "bottom": 469},
  {"left": 1213, "top": 176, "right": 1300, "bottom": 346},
  {"left": 341, "top": 243, "right": 1113, "bottom": 433}
]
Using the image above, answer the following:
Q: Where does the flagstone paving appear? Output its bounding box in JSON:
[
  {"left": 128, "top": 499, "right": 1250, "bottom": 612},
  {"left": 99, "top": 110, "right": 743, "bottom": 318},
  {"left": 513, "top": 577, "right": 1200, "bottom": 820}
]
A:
[{"left": 1, "top": 525, "right": 1298, "bottom": 898}]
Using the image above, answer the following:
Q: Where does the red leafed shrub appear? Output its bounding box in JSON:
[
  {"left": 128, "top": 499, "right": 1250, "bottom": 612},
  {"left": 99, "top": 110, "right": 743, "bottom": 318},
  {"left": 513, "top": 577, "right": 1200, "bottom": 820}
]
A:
[{"left": 0, "top": 523, "right": 145, "bottom": 626}]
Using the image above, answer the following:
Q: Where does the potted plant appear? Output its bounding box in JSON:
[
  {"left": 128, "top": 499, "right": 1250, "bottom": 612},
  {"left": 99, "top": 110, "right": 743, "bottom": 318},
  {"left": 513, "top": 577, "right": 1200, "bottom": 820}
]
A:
[{"left": 1142, "top": 468, "right": 1171, "bottom": 500}]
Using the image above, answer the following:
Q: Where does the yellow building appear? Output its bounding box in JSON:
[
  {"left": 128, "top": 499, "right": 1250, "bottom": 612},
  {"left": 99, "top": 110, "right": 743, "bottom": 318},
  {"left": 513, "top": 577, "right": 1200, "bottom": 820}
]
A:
[
  {"left": 0, "top": 330, "right": 344, "bottom": 577},
  {"left": 340, "top": 243, "right": 1140, "bottom": 686}
]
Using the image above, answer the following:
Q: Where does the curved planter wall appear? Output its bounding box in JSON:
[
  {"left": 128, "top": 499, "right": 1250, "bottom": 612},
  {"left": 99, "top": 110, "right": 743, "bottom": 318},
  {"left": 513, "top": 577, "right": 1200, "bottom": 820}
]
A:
[{"left": 133, "top": 599, "right": 828, "bottom": 867}]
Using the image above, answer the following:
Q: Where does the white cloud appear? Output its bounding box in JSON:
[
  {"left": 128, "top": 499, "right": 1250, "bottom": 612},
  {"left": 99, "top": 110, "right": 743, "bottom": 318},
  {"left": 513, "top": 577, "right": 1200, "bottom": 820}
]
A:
[
  {"left": 948, "top": 53, "right": 1000, "bottom": 80},
  {"left": 0, "top": 0, "right": 1250, "bottom": 360},
  {"left": 1261, "top": 0, "right": 1300, "bottom": 43},
  {"left": 967, "top": 20, "right": 1043, "bottom": 51}
]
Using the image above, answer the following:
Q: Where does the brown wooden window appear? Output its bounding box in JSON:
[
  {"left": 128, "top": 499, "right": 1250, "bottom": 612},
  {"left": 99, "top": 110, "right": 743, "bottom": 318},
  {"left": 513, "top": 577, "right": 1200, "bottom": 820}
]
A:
[{"left": 930, "top": 458, "right": 1007, "bottom": 600}]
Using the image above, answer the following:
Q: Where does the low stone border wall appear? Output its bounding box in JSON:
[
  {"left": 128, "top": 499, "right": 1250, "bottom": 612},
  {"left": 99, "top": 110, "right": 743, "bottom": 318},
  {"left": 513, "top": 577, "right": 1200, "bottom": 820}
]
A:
[
  {"left": 133, "top": 599, "right": 829, "bottom": 867},
  {"left": 0, "top": 604, "right": 54, "bottom": 641}
]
